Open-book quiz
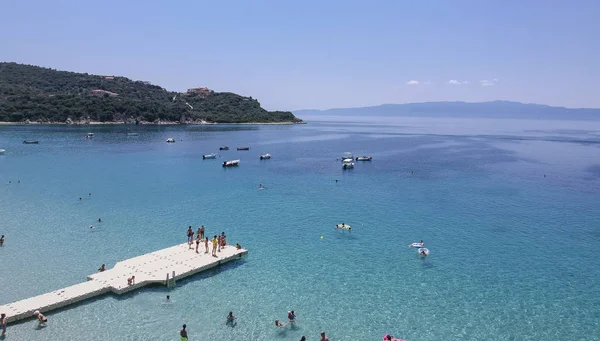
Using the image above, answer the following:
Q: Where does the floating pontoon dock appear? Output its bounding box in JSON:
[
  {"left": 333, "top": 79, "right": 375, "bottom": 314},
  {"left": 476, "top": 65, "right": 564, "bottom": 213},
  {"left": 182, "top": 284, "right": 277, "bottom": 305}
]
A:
[{"left": 0, "top": 243, "right": 247, "bottom": 324}]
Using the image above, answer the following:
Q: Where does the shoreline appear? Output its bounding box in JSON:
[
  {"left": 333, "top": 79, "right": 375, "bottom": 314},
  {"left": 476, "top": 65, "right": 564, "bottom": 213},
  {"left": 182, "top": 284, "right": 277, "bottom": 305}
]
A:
[{"left": 0, "top": 121, "right": 305, "bottom": 126}]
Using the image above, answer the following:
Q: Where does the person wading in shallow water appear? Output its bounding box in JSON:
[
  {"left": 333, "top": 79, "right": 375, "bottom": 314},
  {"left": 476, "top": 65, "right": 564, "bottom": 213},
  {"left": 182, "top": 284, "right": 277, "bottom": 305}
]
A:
[{"left": 180, "top": 324, "right": 188, "bottom": 341}]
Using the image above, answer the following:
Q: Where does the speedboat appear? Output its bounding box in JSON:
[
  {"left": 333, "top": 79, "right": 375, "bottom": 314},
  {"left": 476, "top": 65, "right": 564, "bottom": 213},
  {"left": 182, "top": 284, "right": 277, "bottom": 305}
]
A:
[
  {"left": 341, "top": 152, "right": 353, "bottom": 161},
  {"left": 219, "top": 146, "right": 229, "bottom": 150},
  {"left": 342, "top": 161, "right": 354, "bottom": 169},
  {"left": 203, "top": 153, "right": 217, "bottom": 159},
  {"left": 23, "top": 140, "right": 39, "bottom": 144},
  {"left": 260, "top": 153, "right": 271, "bottom": 160},
  {"left": 237, "top": 146, "right": 250, "bottom": 151},
  {"left": 86, "top": 132, "right": 94, "bottom": 139},
  {"left": 166, "top": 138, "right": 175, "bottom": 143},
  {"left": 0, "top": 149, "right": 5, "bottom": 155},
  {"left": 356, "top": 156, "right": 372, "bottom": 161},
  {"left": 126, "top": 132, "right": 139, "bottom": 136},
  {"left": 223, "top": 159, "right": 240, "bottom": 167}
]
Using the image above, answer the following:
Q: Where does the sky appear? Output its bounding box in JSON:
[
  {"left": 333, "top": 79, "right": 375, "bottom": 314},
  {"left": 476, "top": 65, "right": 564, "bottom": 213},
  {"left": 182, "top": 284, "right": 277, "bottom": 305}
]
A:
[{"left": 1, "top": 0, "right": 599, "bottom": 111}]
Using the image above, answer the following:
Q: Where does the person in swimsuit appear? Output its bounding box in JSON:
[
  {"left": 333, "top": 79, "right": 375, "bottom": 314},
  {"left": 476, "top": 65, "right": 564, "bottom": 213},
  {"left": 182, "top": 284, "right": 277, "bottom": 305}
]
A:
[
  {"left": 205, "top": 237, "right": 209, "bottom": 253},
  {"left": 0, "top": 235, "right": 4, "bottom": 246},
  {"left": 288, "top": 311, "right": 296, "bottom": 324},
  {"left": 221, "top": 232, "right": 227, "bottom": 248},
  {"left": 300, "top": 337, "right": 306, "bottom": 341},
  {"left": 226, "top": 311, "right": 236, "bottom": 325},
  {"left": 217, "top": 235, "right": 222, "bottom": 252},
  {"left": 98, "top": 218, "right": 102, "bottom": 222},
  {"left": 127, "top": 276, "right": 135, "bottom": 285},
  {"left": 212, "top": 236, "right": 218, "bottom": 257},
  {"left": 275, "top": 319, "right": 286, "bottom": 328},
  {"left": 236, "top": 243, "right": 242, "bottom": 250},
  {"left": 34, "top": 311, "right": 47, "bottom": 325},
  {"left": 195, "top": 235, "right": 201, "bottom": 253},
  {"left": 320, "top": 331, "right": 329, "bottom": 341},
  {"left": 187, "top": 227, "right": 194, "bottom": 248},
  {"left": 200, "top": 225, "right": 205, "bottom": 239},
  {"left": 1, "top": 313, "right": 7, "bottom": 335},
  {"left": 180, "top": 324, "right": 188, "bottom": 341},
  {"left": 98, "top": 264, "right": 105, "bottom": 272}
]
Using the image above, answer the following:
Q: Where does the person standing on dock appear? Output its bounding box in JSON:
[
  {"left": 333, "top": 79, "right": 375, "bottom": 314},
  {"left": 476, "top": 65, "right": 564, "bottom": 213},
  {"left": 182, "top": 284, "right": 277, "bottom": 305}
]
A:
[
  {"left": 195, "top": 234, "right": 201, "bottom": 253},
  {"left": 199, "top": 225, "right": 205, "bottom": 239},
  {"left": 205, "top": 237, "right": 209, "bottom": 254},
  {"left": 212, "top": 235, "right": 218, "bottom": 257},
  {"left": 187, "top": 226, "right": 194, "bottom": 249},
  {"left": 180, "top": 324, "right": 188, "bottom": 341},
  {"left": 1, "top": 313, "right": 7, "bottom": 336}
]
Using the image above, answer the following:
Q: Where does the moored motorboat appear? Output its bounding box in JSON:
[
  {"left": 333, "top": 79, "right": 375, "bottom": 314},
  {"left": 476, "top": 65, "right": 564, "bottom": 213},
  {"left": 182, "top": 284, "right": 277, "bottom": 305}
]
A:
[
  {"left": 356, "top": 156, "right": 372, "bottom": 161},
  {"left": 127, "top": 132, "right": 139, "bottom": 136},
  {"left": 219, "top": 146, "right": 229, "bottom": 150},
  {"left": 260, "top": 153, "right": 271, "bottom": 159},
  {"left": 237, "top": 146, "right": 250, "bottom": 151},
  {"left": 341, "top": 152, "right": 353, "bottom": 161},
  {"left": 86, "top": 132, "right": 94, "bottom": 139},
  {"left": 166, "top": 137, "right": 175, "bottom": 143},
  {"left": 222, "top": 159, "right": 240, "bottom": 167},
  {"left": 203, "top": 153, "right": 217, "bottom": 159},
  {"left": 23, "top": 140, "right": 39, "bottom": 144},
  {"left": 342, "top": 161, "right": 354, "bottom": 169}
]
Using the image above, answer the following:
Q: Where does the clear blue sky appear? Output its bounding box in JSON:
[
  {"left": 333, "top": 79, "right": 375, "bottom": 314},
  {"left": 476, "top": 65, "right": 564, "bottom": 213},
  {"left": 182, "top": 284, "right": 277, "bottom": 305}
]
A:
[{"left": 1, "top": 0, "right": 599, "bottom": 110}]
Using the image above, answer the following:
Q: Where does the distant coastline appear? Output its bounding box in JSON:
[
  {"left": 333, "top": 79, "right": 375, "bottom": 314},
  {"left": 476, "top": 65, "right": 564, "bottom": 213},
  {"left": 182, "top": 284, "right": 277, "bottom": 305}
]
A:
[{"left": 0, "top": 120, "right": 305, "bottom": 126}]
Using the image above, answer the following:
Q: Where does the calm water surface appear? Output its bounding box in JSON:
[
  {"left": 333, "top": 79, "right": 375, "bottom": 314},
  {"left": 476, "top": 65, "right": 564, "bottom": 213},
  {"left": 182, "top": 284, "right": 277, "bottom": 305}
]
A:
[{"left": 1, "top": 117, "right": 599, "bottom": 341}]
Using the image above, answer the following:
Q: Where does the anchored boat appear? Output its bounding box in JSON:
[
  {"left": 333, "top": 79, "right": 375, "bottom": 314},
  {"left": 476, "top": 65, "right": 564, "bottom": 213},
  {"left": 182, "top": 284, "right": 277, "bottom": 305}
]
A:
[
  {"left": 223, "top": 159, "right": 240, "bottom": 167},
  {"left": 260, "top": 153, "right": 271, "bottom": 159},
  {"left": 356, "top": 156, "right": 372, "bottom": 161},
  {"left": 342, "top": 161, "right": 355, "bottom": 169},
  {"left": 23, "top": 140, "right": 39, "bottom": 144},
  {"left": 237, "top": 146, "right": 250, "bottom": 151},
  {"left": 219, "top": 146, "right": 229, "bottom": 150},
  {"left": 203, "top": 153, "right": 217, "bottom": 159},
  {"left": 166, "top": 138, "right": 175, "bottom": 143}
]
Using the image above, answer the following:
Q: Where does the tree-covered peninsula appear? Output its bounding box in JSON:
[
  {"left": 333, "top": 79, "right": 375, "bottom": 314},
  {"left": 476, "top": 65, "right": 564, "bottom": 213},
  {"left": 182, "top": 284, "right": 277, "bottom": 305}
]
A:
[{"left": 0, "top": 62, "right": 302, "bottom": 124}]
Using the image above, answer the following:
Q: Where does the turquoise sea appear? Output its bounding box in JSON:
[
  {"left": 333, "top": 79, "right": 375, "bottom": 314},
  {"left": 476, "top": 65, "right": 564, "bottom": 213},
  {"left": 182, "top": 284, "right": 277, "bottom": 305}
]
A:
[{"left": 1, "top": 116, "right": 600, "bottom": 341}]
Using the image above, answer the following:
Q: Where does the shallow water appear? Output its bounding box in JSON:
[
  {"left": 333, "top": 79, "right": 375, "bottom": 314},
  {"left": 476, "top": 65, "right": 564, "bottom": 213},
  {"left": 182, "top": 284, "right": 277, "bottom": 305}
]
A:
[{"left": 1, "top": 117, "right": 599, "bottom": 341}]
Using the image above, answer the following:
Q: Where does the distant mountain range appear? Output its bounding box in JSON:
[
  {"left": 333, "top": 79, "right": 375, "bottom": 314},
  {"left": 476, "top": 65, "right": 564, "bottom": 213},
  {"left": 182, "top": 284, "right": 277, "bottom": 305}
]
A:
[{"left": 295, "top": 101, "right": 600, "bottom": 120}]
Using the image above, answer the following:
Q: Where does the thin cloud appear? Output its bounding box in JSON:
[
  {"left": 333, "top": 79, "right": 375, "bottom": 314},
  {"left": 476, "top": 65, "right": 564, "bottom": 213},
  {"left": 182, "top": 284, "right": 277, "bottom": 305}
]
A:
[
  {"left": 406, "top": 80, "right": 419, "bottom": 85},
  {"left": 462, "top": 81, "right": 470, "bottom": 84},
  {"left": 423, "top": 81, "right": 434, "bottom": 85},
  {"left": 448, "top": 80, "right": 461, "bottom": 85},
  {"left": 480, "top": 79, "right": 498, "bottom": 86}
]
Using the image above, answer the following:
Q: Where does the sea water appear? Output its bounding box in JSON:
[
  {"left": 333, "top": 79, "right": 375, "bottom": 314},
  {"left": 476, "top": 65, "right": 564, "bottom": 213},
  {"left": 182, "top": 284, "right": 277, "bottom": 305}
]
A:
[{"left": 0, "top": 117, "right": 599, "bottom": 341}]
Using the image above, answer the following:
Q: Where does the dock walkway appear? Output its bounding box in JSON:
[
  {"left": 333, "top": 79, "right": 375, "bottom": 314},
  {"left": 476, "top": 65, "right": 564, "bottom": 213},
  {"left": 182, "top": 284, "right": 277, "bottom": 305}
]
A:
[{"left": 0, "top": 243, "right": 247, "bottom": 324}]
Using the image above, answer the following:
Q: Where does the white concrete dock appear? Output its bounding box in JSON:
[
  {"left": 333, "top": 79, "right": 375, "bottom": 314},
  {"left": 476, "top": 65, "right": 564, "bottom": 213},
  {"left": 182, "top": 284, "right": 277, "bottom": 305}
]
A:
[{"left": 0, "top": 242, "right": 247, "bottom": 324}]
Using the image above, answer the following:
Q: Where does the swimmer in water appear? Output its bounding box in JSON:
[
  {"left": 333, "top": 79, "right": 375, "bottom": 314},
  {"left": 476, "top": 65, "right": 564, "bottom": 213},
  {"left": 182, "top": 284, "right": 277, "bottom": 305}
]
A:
[
  {"left": 227, "top": 311, "right": 236, "bottom": 323},
  {"left": 0, "top": 235, "right": 4, "bottom": 246},
  {"left": 275, "top": 319, "right": 286, "bottom": 328},
  {"left": 166, "top": 295, "right": 170, "bottom": 301},
  {"left": 180, "top": 324, "right": 188, "bottom": 341},
  {"left": 288, "top": 310, "right": 296, "bottom": 324},
  {"left": 89, "top": 225, "right": 95, "bottom": 229},
  {"left": 320, "top": 331, "right": 329, "bottom": 341},
  {"left": 34, "top": 311, "right": 47, "bottom": 326},
  {"left": 420, "top": 249, "right": 427, "bottom": 256},
  {"left": 98, "top": 218, "right": 102, "bottom": 222}
]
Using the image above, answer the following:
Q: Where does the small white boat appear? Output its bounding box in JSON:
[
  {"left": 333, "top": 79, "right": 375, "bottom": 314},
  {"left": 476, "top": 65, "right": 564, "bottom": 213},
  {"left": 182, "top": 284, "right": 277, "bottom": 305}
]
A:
[
  {"left": 356, "top": 156, "right": 372, "bottom": 161},
  {"left": 86, "top": 132, "right": 94, "bottom": 139},
  {"left": 409, "top": 242, "right": 424, "bottom": 248},
  {"left": 222, "top": 159, "right": 240, "bottom": 167},
  {"left": 0, "top": 149, "right": 5, "bottom": 155},
  {"left": 335, "top": 223, "right": 352, "bottom": 231},
  {"left": 203, "top": 153, "right": 217, "bottom": 159},
  {"left": 127, "top": 132, "right": 139, "bottom": 136},
  {"left": 341, "top": 152, "right": 353, "bottom": 161},
  {"left": 342, "top": 161, "right": 354, "bottom": 169},
  {"left": 260, "top": 153, "right": 271, "bottom": 160},
  {"left": 166, "top": 138, "right": 176, "bottom": 143}
]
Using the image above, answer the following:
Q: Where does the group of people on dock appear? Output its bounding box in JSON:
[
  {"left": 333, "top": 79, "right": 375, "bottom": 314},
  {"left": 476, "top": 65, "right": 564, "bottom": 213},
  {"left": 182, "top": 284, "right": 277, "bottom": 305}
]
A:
[{"left": 186, "top": 226, "right": 230, "bottom": 257}]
